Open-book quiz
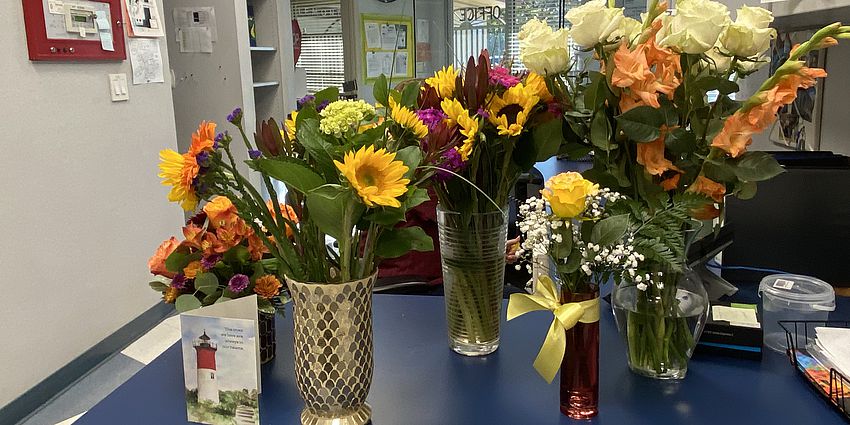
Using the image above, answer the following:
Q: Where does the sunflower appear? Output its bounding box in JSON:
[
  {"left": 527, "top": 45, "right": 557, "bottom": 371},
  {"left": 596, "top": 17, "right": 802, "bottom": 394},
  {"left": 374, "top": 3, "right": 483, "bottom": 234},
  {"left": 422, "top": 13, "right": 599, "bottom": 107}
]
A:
[
  {"left": 440, "top": 98, "right": 479, "bottom": 160},
  {"left": 524, "top": 72, "right": 553, "bottom": 102},
  {"left": 487, "top": 83, "right": 540, "bottom": 137},
  {"left": 424, "top": 65, "right": 459, "bottom": 98},
  {"left": 158, "top": 149, "right": 200, "bottom": 211},
  {"left": 334, "top": 145, "right": 410, "bottom": 208},
  {"left": 282, "top": 110, "right": 297, "bottom": 141},
  {"left": 389, "top": 98, "right": 428, "bottom": 139}
]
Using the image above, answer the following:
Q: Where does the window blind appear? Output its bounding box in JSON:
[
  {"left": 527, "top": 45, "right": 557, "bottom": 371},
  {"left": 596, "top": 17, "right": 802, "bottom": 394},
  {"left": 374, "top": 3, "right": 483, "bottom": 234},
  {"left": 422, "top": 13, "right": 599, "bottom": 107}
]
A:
[{"left": 291, "top": 0, "right": 344, "bottom": 94}]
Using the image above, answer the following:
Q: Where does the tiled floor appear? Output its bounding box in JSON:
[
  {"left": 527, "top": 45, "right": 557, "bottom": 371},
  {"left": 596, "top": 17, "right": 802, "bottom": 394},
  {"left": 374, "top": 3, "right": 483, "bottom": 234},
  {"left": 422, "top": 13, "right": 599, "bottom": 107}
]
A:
[{"left": 18, "top": 315, "right": 181, "bottom": 425}]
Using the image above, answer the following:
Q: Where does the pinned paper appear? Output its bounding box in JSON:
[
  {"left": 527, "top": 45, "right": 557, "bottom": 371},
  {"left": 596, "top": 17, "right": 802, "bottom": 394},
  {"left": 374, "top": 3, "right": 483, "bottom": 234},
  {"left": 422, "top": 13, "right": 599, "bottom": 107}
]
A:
[
  {"left": 48, "top": 0, "right": 65, "bottom": 14},
  {"left": 712, "top": 305, "right": 760, "bottom": 328},
  {"left": 94, "top": 10, "right": 109, "bottom": 30},
  {"left": 178, "top": 27, "right": 214, "bottom": 53},
  {"left": 99, "top": 31, "right": 114, "bottom": 51},
  {"left": 128, "top": 38, "right": 165, "bottom": 84},
  {"left": 173, "top": 7, "right": 218, "bottom": 42}
]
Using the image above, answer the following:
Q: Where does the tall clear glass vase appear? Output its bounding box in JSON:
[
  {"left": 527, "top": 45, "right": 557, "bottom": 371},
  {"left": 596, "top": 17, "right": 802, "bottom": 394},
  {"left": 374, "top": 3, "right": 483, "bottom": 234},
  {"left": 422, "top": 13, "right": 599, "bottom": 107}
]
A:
[{"left": 437, "top": 205, "right": 508, "bottom": 356}]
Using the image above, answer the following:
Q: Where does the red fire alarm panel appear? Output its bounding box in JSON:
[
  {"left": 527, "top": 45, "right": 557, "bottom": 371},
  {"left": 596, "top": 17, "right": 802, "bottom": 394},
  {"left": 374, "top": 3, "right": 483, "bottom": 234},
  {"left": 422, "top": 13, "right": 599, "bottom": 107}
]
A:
[{"left": 22, "top": 0, "right": 126, "bottom": 61}]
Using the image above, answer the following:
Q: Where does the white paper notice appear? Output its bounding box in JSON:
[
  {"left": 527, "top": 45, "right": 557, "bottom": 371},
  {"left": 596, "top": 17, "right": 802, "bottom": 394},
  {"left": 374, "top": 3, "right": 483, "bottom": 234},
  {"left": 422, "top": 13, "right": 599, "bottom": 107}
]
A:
[
  {"left": 712, "top": 305, "right": 760, "bottom": 328},
  {"left": 99, "top": 31, "right": 115, "bottom": 51},
  {"left": 94, "top": 10, "right": 109, "bottom": 30},
  {"left": 365, "top": 22, "right": 381, "bottom": 49},
  {"left": 416, "top": 19, "right": 429, "bottom": 43},
  {"left": 128, "top": 38, "right": 165, "bottom": 84},
  {"left": 394, "top": 52, "right": 408, "bottom": 75},
  {"left": 178, "top": 27, "right": 213, "bottom": 53},
  {"left": 380, "top": 24, "right": 398, "bottom": 50},
  {"left": 173, "top": 7, "right": 218, "bottom": 42},
  {"left": 48, "top": 0, "right": 65, "bottom": 14},
  {"left": 125, "top": 0, "right": 165, "bottom": 37}
]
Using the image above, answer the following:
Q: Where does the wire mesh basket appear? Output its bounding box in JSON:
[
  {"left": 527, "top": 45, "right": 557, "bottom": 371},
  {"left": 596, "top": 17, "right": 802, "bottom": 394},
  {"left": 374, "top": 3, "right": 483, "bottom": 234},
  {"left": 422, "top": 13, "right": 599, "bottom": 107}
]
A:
[{"left": 780, "top": 320, "right": 850, "bottom": 421}]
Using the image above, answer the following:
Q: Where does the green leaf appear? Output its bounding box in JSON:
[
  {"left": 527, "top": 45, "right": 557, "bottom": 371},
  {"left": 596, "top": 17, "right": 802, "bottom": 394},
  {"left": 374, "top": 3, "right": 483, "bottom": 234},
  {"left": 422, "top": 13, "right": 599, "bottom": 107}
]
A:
[
  {"left": 731, "top": 152, "right": 784, "bottom": 182},
  {"left": 306, "top": 185, "right": 364, "bottom": 240},
  {"left": 314, "top": 86, "right": 340, "bottom": 105},
  {"left": 394, "top": 146, "right": 422, "bottom": 180},
  {"left": 615, "top": 106, "right": 665, "bottom": 142},
  {"left": 164, "top": 251, "right": 199, "bottom": 274},
  {"left": 203, "top": 291, "right": 222, "bottom": 304},
  {"left": 583, "top": 71, "right": 610, "bottom": 110},
  {"left": 532, "top": 118, "right": 565, "bottom": 161},
  {"left": 665, "top": 128, "right": 696, "bottom": 155},
  {"left": 195, "top": 272, "right": 219, "bottom": 295},
  {"left": 375, "top": 226, "right": 434, "bottom": 258},
  {"left": 659, "top": 97, "right": 679, "bottom": 127},
  {"left": 257, "top": 297, "right": 276, "bottom": 314},
  {"left": 373, "top": 74, "right": 390, "bottom": 107},
  {"left": 590, "top": 112, "right": 613, "bottom": 151},
  {"left": 400, "top": 81, "right": 421, "bottom": 108},
  {"left": 176, "top": 294, "right": 202, "bottom": 312},
  {"left": 736, "top": 180, "right": 758, "bottom": 200},
  {"left": 405, "top": 187, "right": 430, "bottom": 209},
  {"left": 551, "top": 225, "right": 573, "bottom": 260},
  {"left": 694, "top": 76, "right": 739, "bottom": 96},
  {"left": 296, "top": 118, "right": 337, "bottom": 178},
  {"left": 703, "top": 158, "right": 737, "bottom": 183},
  {"left": 365, "top": 208, "right": 406, "bottom": 226},
  {"left": 559, "top": 142, "right": 592, "bottom": 159},
  {"left": 223, "top": 245, "right": 251, "bottom": 265},
  {"left": 149, "top": 281, "right": 169, "bottom": 291},
  {"left": 590, "top": 214, "right": 630, "bottom": 246},
  {"left": 559, "top": 248, "right": 583, "bottom": 274},
  {"left": 215, "top": 296, "right": 232, "bottom": 304},
  {"left": 253, "top": 157, "right": 324, "bottom": 193}
]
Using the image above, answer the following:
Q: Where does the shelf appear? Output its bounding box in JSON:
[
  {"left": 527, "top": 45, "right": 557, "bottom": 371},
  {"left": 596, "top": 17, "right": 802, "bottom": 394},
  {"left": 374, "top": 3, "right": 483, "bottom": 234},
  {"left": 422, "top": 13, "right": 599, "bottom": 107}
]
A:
[
  {"left": 250, "top": 46, "right": 276, "bottom": 52},
  {"left": 253, "top": 81, "right": 280, "bottom": 88}
]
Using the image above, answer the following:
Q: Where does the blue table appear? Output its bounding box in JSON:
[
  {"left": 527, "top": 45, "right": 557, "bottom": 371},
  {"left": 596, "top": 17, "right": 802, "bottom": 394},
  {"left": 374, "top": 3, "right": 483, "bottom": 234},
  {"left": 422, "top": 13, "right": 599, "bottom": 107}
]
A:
[{"left": 78, "top": 294, "right": 848, "bottom": 424}]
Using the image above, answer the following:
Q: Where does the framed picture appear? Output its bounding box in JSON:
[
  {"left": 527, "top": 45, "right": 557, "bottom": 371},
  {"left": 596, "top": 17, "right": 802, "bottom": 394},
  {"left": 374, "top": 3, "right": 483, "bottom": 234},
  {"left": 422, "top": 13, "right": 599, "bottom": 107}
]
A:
[
  {"left": 768, "top": 30, "right": 826, "bottom": 151},
  {"left": 22, "top": 0, "right": 126, "bottom": 61}
]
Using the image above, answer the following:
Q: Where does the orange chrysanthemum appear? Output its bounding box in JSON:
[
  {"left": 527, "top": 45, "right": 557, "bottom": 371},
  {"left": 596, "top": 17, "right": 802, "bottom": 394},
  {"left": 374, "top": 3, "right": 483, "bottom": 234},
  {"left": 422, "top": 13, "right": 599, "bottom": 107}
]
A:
[
  {"left": 183, "top": 261, "right": 203, "bottom": 279},
  {"left": 254, "top": 275, "right": 283, "bottom": 298}
]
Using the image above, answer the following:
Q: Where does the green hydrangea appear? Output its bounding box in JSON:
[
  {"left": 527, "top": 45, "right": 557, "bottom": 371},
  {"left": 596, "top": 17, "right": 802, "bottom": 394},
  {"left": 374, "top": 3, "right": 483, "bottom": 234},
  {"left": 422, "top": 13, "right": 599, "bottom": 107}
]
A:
[{"left": 318, "top": 99, "right": 376, "bottom": 137}]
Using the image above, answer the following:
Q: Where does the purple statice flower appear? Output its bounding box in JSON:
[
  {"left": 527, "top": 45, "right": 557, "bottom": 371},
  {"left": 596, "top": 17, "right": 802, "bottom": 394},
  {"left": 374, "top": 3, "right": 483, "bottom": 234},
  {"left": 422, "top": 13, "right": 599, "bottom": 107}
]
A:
[
  {"left": 417, "top": 108, "right": 448, "bottom": 132},
  {"left": 226, "top": 107, "right": 243, "bottom": 124},
  {"left": 201, "top": 254, "right": 222, "bottom": 270},
  {"left": 316, "top": 100, "right": 330, "bottom": 112},
  {"left": 436, "top": 148, "right": 467, "bottom": 182},
  {"left": 228, "top": 274, "right": 250, "bottom": 293},
  {"left": 214, "top": 132, "right": 225, "bottom": 149},
  {"left": 296, "top": 95, "right": 316, "bottom": 110},
  {"left": 489, "top": 66, "right": 521, "bottom": 88},
  {"left": 476, "top": 107, "right": 490, "bottom": 119},
  {"left": 195, "top": 151, "right": 210, "bottom": 166},
  {"left": 248, "top": 149, "right": 262, "bottom": 159},
  {"left": 171, "top": 274, "right": 187, "bottom": 289}
]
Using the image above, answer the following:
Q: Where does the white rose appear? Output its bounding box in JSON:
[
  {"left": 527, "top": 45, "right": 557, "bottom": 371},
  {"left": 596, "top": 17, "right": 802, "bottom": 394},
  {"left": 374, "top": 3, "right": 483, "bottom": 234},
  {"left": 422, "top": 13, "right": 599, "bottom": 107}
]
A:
[
  {"left": 619, "top": 17, "right": 642, "bottom": 44},
  {"left": 720, "top": 6, "right": 776, "bottom": 58},
  {"left": 704, "top": 45, "right": 732, "bottom": 73},
  {"left": 519, "top": 19, "right": 571, "bottom": 75},
  {"left": 656, "top": 0, "right": 730, "bottom": 54},
  {"left": 566, "top": 0, "right": 625, "bottom": 48}
]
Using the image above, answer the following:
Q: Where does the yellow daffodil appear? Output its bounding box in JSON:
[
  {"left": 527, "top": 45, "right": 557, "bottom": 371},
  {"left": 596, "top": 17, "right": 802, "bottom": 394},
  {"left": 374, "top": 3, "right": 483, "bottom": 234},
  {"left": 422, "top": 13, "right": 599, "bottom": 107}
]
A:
[
  {"left": 158, "top": 149, "right": 199, "bottom": 211},
  {"left": 334, "top": 145, "right": 410, "bottom": 208},
  {"left": 488, "top": 83, "right": 540, "bottom": 137},
  {"left": 389, "top": 98, "right": 429, "bottom": 139},
  {"left": 425, "top": 65, "right": 458, "bottom": 98}
]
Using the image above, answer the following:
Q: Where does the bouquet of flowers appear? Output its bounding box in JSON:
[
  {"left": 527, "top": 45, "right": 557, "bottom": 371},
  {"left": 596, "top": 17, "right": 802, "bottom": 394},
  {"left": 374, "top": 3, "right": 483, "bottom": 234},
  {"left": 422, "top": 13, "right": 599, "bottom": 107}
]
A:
[
  {"left": 147, "top": 195, "right": 294, "bottom": 312},
  {"left": 520, "top": 0, "right": 849, "bottom": 379}
]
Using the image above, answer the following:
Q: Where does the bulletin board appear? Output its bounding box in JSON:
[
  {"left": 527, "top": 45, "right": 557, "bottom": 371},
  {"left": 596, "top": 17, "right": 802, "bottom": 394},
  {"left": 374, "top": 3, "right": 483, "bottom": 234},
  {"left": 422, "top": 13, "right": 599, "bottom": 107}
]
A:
[{"left": 360, "top": 14, "right": 414, "bottom": 82}]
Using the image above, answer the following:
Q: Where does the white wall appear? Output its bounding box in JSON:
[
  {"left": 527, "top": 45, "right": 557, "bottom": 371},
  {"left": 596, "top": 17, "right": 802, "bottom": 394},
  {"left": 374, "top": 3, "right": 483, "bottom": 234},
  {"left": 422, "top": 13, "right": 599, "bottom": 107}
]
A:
[{"left": 0, "top": 0, "right": 183, "bottom": 408}]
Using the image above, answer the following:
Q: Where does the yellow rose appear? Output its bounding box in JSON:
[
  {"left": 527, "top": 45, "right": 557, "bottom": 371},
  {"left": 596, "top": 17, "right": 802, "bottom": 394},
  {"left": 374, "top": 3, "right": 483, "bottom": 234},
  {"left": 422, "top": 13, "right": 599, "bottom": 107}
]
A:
[
  {"left": 656, "top": 0, "right": 730, "bottom": 54},
  {"left": 541, "top": 172, "right": 599, "bottom": 219},
  {"left": 720, "top": 6, "right": 776, "bottom": 58},
  {"left": 565, "top": 0, "right": 625, "bottom": 48},
  {"left": 518, "top": 19, "right": 570, "bottom": 75}
]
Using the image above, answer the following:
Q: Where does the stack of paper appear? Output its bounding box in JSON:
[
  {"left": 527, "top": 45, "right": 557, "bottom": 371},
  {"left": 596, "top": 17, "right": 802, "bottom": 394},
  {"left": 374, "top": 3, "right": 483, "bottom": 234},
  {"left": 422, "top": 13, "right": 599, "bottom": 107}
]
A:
[{"left": 810, "top": 327, "right": 850, "bottom": 378}]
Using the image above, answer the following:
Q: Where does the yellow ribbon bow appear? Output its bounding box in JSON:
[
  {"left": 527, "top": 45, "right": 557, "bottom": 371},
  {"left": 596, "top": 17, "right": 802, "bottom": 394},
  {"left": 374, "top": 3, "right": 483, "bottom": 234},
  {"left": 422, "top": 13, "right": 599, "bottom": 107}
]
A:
[{"left": 507, "top": 276, "right": 600, "bottom": 383}]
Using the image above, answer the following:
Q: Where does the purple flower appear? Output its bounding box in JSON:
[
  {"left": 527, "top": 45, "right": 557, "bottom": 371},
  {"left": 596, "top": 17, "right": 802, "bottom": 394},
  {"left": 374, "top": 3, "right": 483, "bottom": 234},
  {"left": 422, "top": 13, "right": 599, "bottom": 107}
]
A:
[
  {"left": 171, "top": 274, "right": 187, "bottom": 290},
  {"left": 476, "top": 107, "right": 490, "bottom": 119},
  {"left": 195, "top": 151, "right": 210, "bottom": 166},
  {"left": 436, "top": 148, "right": 467, "bottom": 182},
  {"left": 489, "top": 66, "right": 521, "bottom": 88},
  {"left": 416, "top": 108, "right": 448, "bottom": 132},
  {"left": 228, "top": 274, "right": 250, "bottom": 293},
  {"left": 316, "top": 100, "right": 330, "bottom": 112},
  {"left": 227, "top": 107, "right": 243, "bottom": 124},
  {"left": 297, "top": 95, "right": 315, "bottom": 110},
  {"left": 201, "top": 254, "right": 221, "bottom": 270},
  {"left": 248, "top": 149, "right": 262, "bottom": 159}
]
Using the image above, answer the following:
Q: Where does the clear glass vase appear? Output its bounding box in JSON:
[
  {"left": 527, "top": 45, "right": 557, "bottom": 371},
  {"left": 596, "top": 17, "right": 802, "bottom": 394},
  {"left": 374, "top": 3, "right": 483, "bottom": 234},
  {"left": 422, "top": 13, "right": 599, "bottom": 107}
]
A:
[
  {"left": 612, "top": 265, "right": 709, "bottom": 379},
  {"left": 437, "top": 205, "right": 507, "bottom": 356}
]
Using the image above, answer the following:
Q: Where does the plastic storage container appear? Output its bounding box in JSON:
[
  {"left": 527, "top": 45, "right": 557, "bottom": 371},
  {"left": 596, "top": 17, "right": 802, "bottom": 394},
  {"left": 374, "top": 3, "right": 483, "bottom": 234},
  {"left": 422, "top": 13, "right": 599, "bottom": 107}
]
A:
[{"left": 759, "top": 274, "right": 835, "bottom": 353}]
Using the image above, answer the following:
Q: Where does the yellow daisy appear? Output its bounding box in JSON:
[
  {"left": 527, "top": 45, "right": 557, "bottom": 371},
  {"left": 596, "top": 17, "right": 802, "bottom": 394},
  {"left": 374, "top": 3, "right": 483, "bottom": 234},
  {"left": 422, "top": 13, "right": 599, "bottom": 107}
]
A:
[
  {"left": 389, "top": 98, "right": 428, "bottom": 139},
  {"left": 424, "top": 65, "right": 459, "bottom": 98},
  {"left": 158, "top": 149, "right": 199, "bottom": 211},
  {"left": 488, "top": 83, "right": 540, "bottom": 137},
  {"left": 334, "top": 145, "right": 410, "bottom": 208}
]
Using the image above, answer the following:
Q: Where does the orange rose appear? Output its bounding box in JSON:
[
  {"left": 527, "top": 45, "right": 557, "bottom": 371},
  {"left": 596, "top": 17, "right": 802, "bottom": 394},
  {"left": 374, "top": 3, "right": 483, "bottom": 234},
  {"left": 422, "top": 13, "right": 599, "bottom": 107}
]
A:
[
  {"left": 183, "top": 261, "right": 203, "bottom": 279},
  {"left": 204, "top": 196, "right": 239, "bottom": 229},
  {"left": 688, "top": 176, "right": 726, "bottom": 202},
  {"left": 149, "top": 237, "right": 180, "bottom": 278},
  {"left": 637, "top": 132, "right": 682, "bottom": 176},
  {"left": 254, "top": 274, "right": 282, "bottom": 298}
]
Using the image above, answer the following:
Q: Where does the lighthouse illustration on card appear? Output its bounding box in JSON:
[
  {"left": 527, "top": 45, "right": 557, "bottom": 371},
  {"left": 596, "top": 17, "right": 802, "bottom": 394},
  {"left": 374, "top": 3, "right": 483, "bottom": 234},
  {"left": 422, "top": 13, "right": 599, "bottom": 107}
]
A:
[{"left": 180, "top": 295, "right": 261, "bottom": 425}]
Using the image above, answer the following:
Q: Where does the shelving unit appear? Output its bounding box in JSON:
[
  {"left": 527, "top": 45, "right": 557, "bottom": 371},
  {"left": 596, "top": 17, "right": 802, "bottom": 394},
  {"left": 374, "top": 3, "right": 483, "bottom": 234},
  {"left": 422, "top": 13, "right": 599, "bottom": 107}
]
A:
[
  {"left": 253, "top": 81, "right": 280, "bottom": 88},
  {"left": 250, "top": 46, "right": 277, "bottom": 52}
]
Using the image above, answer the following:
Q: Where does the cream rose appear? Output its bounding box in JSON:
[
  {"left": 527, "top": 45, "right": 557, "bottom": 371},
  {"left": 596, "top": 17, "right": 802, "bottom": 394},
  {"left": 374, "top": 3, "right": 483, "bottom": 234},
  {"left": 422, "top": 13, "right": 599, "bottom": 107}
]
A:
[
  {"left": 704, "top": 45, "right": 732, "bottom": 73},
  {"left": 619, "top": 17, "right": 642, "bottom": 44},
  {"left": 720, "top": 6, "right": 776, "bottom": 58},
  {"left": 566, "top": 0, "right": 625, "bottom": 48},
  {"left": 541, "top": 172, "right": 600, "bottom": 219},
  {"left": 656, "top": 0, "right": 730, "bottom": 54},
  {"left": 736, "top": 55, "right": 770, "bottom": 75},
  {"left": 519, "top": 19, "right": 571, "bottom": 75}
]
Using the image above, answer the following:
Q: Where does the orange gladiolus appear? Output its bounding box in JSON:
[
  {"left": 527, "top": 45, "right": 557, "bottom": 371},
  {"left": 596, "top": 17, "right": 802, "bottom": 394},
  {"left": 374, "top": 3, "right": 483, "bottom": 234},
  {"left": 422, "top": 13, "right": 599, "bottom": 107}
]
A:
[
  {"left": 148, "top": 237, "right": 180, "bottom": 278},
  {"left": 711, "top": 112, "right": 757, "bottom": 158},
  {"left": 661, "top": 173, "right": 681, "bottom": 191},
  {"left": 204, "top": 196, "right": 239, "bottom": 229},
  {"left": 266, "top": 200, "right": 300, "bottom": 239},
  {"left": 691, "top": 204, "right": 722, "bottom": 220},
  {"left": 612, "top": 43, "right": 653, "bottom": 88},
  {"left": 637, "top": 132, "right": 681, "bottom": 176},
  {"left": 688, "top": 176, "right": 726, "bottom": 203}
]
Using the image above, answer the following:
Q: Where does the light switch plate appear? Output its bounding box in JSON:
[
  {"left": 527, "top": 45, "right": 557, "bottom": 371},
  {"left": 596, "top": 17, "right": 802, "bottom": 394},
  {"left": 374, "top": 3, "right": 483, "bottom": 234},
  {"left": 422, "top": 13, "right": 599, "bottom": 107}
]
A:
[{"left": 109, "top": 73, "right": 129, "bottom": 102}]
